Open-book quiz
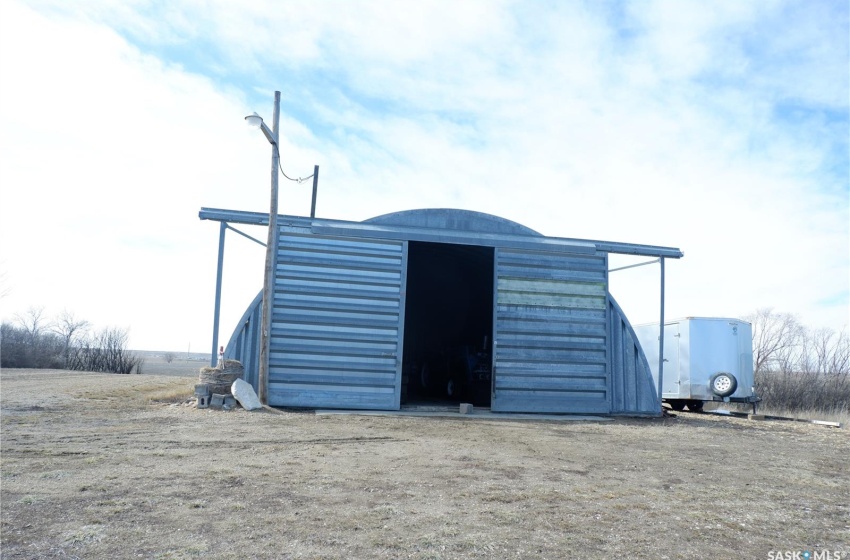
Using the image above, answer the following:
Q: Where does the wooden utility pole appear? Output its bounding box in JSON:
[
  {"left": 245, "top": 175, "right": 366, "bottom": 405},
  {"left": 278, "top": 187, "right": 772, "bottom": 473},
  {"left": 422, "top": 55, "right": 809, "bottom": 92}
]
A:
[{"left": 257, "top": 91, "right": 281, "bottom": 405}]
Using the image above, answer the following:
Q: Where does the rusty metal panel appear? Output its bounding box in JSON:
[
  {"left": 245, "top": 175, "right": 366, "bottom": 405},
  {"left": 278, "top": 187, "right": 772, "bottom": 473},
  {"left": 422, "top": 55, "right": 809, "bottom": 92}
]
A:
[
  {"left": 491, "top": 247, "right": 610, "bottom": 413},
  {"left": 267, "top": 233, "right": 407, "bottom": 410}
]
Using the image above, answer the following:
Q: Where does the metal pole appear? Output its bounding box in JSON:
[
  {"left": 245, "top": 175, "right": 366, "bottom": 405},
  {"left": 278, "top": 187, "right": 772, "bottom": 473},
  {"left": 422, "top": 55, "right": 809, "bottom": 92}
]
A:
[
  {"left": 258, "top": 91, "right": 280, "bottom": 405},
  {"left": 210, "top": 221, "right": 227, "bottom": 367},
  {"left": 657, "top": 257, "right": 666, "bottom": 410},
  {"left": 310, "top": 165, "right": 319, "bottom": 218}
]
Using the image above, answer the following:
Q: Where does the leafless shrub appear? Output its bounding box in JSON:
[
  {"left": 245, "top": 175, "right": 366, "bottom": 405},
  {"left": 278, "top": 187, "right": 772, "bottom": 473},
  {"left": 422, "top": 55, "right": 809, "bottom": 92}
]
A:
[
  {"left": 1, "top": 322, "right": 50, "bottom": 367},
  {"left": 163, "top": 352, "right": 175, "bottom": 364},
  {"left": 1, "top": 307, "right": 64, "bottom": 369},
  {"left": 67, "top": 327, "right": 144, "bottom": 374},
  {"left": 748, "top": 309, "right": 850, "bottom": 415},
  {"left": 756, "top": 369, "right": 850, "bottom": 416},
  {"left": 2, "top": 308, "right": 142, "bottom": 374},
  {"left": 50, "top": 309, "right": 90, "bottom": 369}
]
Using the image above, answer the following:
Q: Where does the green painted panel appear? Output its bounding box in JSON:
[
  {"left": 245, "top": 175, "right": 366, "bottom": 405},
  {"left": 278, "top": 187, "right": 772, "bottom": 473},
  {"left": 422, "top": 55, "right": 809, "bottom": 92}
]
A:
[
  {"left": 498, "top": 292, "right": 607, "bottom": 309},
  {"left": 497, "top": 278, "right": 606, "bottom": 296}
]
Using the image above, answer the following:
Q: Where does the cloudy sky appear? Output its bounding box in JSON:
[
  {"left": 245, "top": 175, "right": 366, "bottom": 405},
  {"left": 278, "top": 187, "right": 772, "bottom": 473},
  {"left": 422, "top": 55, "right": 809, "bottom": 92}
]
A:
[{"left": 0, "top": 0, "right": 847, "bottom": 353}]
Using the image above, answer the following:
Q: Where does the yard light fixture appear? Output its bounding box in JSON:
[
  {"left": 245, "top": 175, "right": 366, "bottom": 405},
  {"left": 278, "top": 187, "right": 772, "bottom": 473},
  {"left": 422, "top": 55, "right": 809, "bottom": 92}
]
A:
[
  {"left": 244, "top": 111, "right": 263, "bottom": 128},
  {"left": 244, "top": 112, "right": 277, "bottom": 146},
  {"left": 246, "top": 93, "right": 281, "bottom": 406}
]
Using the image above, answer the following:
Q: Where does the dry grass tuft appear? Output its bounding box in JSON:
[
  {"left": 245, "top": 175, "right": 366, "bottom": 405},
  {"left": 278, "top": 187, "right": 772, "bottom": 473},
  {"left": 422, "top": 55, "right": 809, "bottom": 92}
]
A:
[
  {"left": 142, "top": 382, "right": 195, "bottom": 403},
  {"left": 757, "top": 370, "right": 850, "bottom": 412},
  {"left": 757, "top": 405, "right": 849, "bottom": 427},
  {"left": 72, "top": 377, "right": 195, "bottom": 405}
]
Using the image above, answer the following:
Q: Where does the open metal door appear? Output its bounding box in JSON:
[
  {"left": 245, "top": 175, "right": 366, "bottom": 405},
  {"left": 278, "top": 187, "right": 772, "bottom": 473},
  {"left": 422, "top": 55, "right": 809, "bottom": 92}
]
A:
[
  {"left": 492, "top": 247, "right": 610, "bottom": 413},
  {"left": 268, "top": 233, "right": 407, "bottom": 410}
]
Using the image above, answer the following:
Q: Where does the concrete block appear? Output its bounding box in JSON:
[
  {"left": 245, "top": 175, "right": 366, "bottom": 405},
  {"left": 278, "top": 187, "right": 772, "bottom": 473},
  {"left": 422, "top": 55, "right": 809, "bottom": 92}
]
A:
[
  {"left": 748, "top": 414, "right": 765, "bottom": 421},
  {"left": 459, "top": 403, "right": 473, "bottom": 414},
  {"left": 210, "top": 393, "right": 227, "bottom": 410},
  {"left": 196, "top": 394, "right": 209, "bottom": 409},
  {"left": 222, "top": 396, "right": 237, "bottom": 410},
  {"left": 194, "top": 384, "right": 211, "bottom": 397}
]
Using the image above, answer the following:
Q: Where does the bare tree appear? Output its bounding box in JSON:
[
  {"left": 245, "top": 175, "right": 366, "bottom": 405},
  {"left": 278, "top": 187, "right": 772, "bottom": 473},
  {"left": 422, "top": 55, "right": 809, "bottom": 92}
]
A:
[
  {"left": 0, "top": 266, "right": 10, "bottom": 299},
  {"left": 748, "top": 309, "right": 850, "bottom": 415},
  {"left": 163, "top": 352, "right": 175, "bottom": 364},
  {"left": 1, "top": 322, "right": 27, "bottom": 367},
  {"left": 803, "top": 327, "right": 850, "bottom": 377},
  {"left": 743, "top": 308, "right": 804, "bottom": 373},
  {"left": 7, "top": 307, "right": 63, "bottom": 368},
  {"left": 828, "top": 329, "right": 850, "bottom": 377},
  {"left": 14, "top": 306, "right": 47, "bottom": 342},
  {"left": 67, "top": 326, "right": 143, "bottom": 374},
  {"left": 50, "top": 309, "right": 90, "bottom": 368},
  {"left": 14, "top": 306, "right": 48, "bottom": 364}
]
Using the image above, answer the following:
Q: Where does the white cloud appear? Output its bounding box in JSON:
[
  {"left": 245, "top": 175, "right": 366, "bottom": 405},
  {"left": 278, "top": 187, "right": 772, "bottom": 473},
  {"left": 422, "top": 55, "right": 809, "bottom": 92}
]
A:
[
  {"left": 0, "top": 0, "right": 846, "bottom": 352},
  {"left": 0, "top": 1, "right": 269, "bottom": 350}
]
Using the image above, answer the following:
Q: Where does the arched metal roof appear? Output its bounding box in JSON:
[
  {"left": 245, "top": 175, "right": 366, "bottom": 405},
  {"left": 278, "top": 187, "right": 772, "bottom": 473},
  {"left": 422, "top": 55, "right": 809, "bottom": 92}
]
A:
[{"left": 364, "top": 208, "right": 542, "bottom": 237}]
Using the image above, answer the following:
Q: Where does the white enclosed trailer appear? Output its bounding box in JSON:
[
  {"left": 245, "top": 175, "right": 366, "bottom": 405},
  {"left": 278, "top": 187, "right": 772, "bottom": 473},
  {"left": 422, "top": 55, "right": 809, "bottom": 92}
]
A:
[{"left": 633, "top": 317, "right": 759, "bottom": 412}]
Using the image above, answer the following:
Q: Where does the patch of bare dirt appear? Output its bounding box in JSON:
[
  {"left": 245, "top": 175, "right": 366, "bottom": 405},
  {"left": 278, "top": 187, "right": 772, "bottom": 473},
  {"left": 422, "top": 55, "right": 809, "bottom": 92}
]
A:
[{"left": 1, "top": 369, "right": 848, "bottom": 559}]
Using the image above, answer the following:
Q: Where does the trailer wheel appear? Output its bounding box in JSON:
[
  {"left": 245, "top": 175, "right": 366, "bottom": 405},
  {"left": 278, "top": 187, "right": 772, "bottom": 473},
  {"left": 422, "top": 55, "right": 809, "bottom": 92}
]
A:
[
  {"left": 668, "top": 400, "right": 686, "bottom": 411},
  {"left": 709, "top": 372, "right": 737, "bottom": 397},
  {"left": 686, "top": 400, "right": 704, "bottom": 412}
]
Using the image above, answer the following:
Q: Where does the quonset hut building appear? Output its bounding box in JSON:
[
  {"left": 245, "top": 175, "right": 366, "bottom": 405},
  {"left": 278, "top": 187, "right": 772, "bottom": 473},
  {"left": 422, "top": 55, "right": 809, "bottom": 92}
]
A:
[{"left": 199, "top": 207, "right": 683, "bottom": 416}]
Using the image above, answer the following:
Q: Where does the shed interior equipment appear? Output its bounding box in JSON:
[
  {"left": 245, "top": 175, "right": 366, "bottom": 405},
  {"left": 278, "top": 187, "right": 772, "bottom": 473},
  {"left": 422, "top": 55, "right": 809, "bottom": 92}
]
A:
[{"left": 402, "top": 241, "right": 495, "bottom": 407}]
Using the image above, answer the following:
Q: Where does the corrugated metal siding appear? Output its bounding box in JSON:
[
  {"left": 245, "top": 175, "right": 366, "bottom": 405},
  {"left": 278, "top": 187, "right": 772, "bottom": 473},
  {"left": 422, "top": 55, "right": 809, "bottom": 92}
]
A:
[
  {"left": 218, "top": 220, "right": 664, "bottom": 416},
  {"left": 492, "top": 248, "right": 610, "bottom": 413},
  {"left": 608, "top": 296, "right": 660, "bottom": 415},
  {"left": 268, "top": 233, "right": 407, "bottom": 409},
  {"left": 223, "top": 291, "right": 262, "bottom": 388}
]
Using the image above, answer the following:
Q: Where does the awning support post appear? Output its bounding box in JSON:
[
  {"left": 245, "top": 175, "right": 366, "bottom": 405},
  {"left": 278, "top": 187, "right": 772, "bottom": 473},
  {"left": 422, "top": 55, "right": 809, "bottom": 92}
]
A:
[
  {"left": 658, "top": 257, "right": 666, "bottom": 409},
  {"left": 211, "top": 221, "right": 226, "bottom": 367}
]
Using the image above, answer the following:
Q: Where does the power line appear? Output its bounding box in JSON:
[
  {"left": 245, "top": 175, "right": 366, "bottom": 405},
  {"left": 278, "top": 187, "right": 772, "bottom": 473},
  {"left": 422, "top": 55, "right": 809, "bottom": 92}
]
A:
[{"left": 275, "top": 145, "right": 314, "bottom": 183}]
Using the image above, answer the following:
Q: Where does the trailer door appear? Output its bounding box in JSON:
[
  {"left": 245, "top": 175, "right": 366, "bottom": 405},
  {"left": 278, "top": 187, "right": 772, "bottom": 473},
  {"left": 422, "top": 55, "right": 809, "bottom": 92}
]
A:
[{"left": 663, "top": 321, "right": 682, "bottom": 398}]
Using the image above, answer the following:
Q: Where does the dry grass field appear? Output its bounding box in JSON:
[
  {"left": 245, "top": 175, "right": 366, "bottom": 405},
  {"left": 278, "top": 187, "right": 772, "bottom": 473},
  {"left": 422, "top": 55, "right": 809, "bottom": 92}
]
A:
[
  {"left": 1, "top": 368, "right": 848, "bottom": 560},
  {"left": 133, "top": 351, "right": 213, "bottom": 377}
]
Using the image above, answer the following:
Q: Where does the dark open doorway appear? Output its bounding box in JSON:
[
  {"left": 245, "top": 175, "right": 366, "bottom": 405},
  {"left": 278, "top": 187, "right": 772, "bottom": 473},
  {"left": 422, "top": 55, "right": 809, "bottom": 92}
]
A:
[{"left": 401, "top": 241, "right": 494, "bottom": 407}]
